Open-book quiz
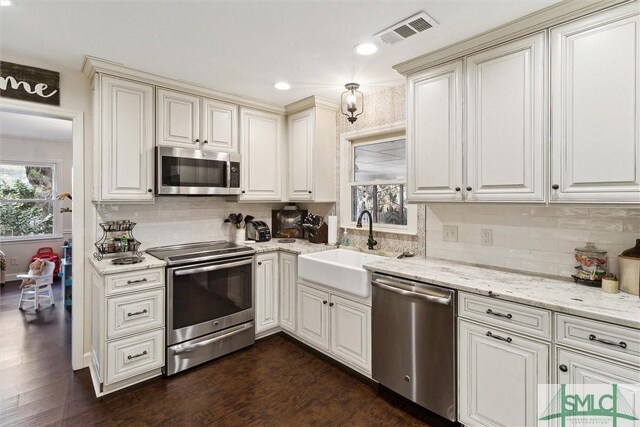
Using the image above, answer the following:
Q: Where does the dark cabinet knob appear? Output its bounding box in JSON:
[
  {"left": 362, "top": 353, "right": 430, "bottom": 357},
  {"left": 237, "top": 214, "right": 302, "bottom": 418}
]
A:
[
  {"left": 308, "top": 190, "right": 312, "bottom": 194},
  {"left": 466, "top": 186, "right": 472, "bottom": 191},
  {"left": 455, "top": 187, "right": 461, "bottom": 192},
  {"left": 559, "top": 364, "right": 568, "bottom": 372},
  {"left": 203, "top": 140, "right": 208, "bottom": 144},
  {"left": 195, "top": 138, "right": 200, "bottom": 143},
  {"left": 241, "top": 190, "right": 246, "bottom": 194},
  {"left": 323, "top": 300, "right": 328, "bottom": 305},
  {"left": 257, "top": 262, "right": 262, "bottom": 266},
  {"left": 147, "top": 189, "right": 152, "bottom": 193},
  {"left": 329, "top": 302, "right": 334, "bottom": 307},
  {"left": 552, "top": 184, "right": 560, "bottom": 190}
]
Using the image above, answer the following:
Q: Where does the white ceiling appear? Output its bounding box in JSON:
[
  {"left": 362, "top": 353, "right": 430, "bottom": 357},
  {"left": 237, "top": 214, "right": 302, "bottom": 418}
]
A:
[
  {"left": 0, "top": 111, "right": 73, "bottom": 142},
  {"left": 0, "top": 0, "right": 560, "bottom": 106}
]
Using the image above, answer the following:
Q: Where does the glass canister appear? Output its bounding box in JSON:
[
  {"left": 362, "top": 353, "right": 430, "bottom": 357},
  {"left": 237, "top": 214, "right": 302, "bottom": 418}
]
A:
[{"left": 574, "top": 242, "right": 608, "bottom": 282}]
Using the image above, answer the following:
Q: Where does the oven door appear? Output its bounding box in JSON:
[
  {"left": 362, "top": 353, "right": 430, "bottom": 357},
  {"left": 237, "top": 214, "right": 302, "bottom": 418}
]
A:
[
  {"left": 156, "top": 146, "right": 231, "bottom": 195},
  {"left": 167, "top": 256, "right": 254, "bottom": 346}
]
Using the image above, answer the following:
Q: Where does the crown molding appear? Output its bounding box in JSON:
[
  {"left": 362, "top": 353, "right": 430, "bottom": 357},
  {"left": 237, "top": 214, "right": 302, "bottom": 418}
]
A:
[
  {"left": 284, "top": 95, "right": 339, "bottom": 115},
  {"left": 393, "top": 0, "right": 636, "bottom": 76}
]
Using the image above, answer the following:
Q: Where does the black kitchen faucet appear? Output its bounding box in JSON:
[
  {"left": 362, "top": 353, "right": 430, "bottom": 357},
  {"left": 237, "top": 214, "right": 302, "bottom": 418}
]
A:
[{"left": 356, "top": 210, "right": 377, "bottom": 250}]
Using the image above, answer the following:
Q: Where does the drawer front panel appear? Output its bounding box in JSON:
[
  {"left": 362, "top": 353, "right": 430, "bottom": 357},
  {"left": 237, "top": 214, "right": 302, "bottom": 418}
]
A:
[
  {"left": 459, "top": 292, "right": 551, "bottom": 339},
  {"left": 556, "top": 314, "right": 640, "bottom": 366},
  {"left": 107, "top": 289, "right": 165, "bottom": 340},
  {"left": 106, "top": 268, "right": 164, "bottom": 296},
  {"left": 106, "top": 329, "right": 164, "bottom": 384}
]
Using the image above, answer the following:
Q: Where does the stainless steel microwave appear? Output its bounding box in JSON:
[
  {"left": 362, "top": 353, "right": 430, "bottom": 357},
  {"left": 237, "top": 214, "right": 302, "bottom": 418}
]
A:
[{"left": 156, "top": 147, "right": 241, "bottom": 196}]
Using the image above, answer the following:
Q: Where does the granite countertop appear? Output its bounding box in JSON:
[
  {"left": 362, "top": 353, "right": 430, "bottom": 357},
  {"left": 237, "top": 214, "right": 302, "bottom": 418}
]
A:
[
  {"left": 364, "top": 256, "right": 640, "bottom": 330},
  {"left": 89, "top": 255, "right": 167, "bottom": 275},
  {"left": 247, "top": 239, "right": 338, "bottom": 255}
]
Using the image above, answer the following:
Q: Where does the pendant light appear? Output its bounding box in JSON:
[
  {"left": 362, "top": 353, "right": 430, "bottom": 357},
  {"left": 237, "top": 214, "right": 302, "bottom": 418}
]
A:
[{"left": 341, "top": 83, "right": 363, "bottom": 124}]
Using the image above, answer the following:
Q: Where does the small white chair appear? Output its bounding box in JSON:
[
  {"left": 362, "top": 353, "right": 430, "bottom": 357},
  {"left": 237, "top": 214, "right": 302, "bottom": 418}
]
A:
[{"left": 17, "top": 260, "right": 55, "bottom": 310}]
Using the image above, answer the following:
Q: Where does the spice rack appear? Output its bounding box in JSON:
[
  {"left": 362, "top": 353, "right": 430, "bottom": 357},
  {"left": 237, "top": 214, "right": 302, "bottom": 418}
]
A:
[{"left": 93, "top": 220, "right": 142, "bottom": 261}]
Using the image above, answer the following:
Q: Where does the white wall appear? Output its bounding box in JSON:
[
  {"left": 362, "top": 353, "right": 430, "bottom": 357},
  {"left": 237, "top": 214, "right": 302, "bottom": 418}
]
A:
[{"left": 0, "top": 135, "right": 73, "bottom": 279}]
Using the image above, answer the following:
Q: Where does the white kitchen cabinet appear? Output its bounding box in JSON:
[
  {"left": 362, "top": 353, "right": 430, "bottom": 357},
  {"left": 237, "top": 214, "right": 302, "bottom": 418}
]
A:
[
  {"left": 95, "top": 75, "right": 154, "bottom": 202},
  {"left": 157, "top": 88, "right": 238, "bottom": 153},
  {"left": 550, "top": 3, "right": 640, "bottom": 203},
  {"left": 286, "top": 99, "right": 337, "bottom": 202},
  {"left": 329, "top": 294, "right": 370, "bottom": 372},
  {"left": 297, "top": 283, "right": 330, "bottom": 351},
  {"left": 255, "top": 252, "right": 279, "bottom": 334},
  {"left": 89, "top": 265, "right": 165, "bottom": 396},
  {"left": 239, "top": 107, "right": 285, "bottom": 201},
  {"left": 407, "top": 60, "right": 464, "bottom": 202},
  {"left": 458, "top": 319, "right": 550, "bottom": 427},
  {"left": 466, "top": 32, "right": 546, "bottom": 202},
  {"left": 279, "top": 252, "right": 297, "bottom": 333}
]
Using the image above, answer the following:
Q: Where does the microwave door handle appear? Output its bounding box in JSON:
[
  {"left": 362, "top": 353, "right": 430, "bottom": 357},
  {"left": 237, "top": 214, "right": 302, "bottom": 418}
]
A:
[
  {"left": 227, "top": 160, "right": 231, "bottom": 189},
  {"left": 174, "top": 258, "right": 253, "bottom": 276}
]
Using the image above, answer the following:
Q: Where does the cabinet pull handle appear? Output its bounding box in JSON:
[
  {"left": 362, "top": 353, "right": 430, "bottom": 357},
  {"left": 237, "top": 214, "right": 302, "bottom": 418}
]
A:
[
  {"left": 127, "top": 350, "right": 148, "bottom": 360},
  {"left": 559, "top": 364, "right": 568, "bottom": 372},
  {"left": 329, "top": 302, "right": 334, "bottom": 307},
  {"left": 455, "top": 187, "right": 461, "bottom": 192},
  {"left": 466, "top": 186, "right": 472, "bottom": 191},
  {"left": 323, "top": 300, "right": 328, "bottom": 305},
  {"left": 127, "top": 278, "right": 148, "bottom": 285},
  {"left": 486, "top": 331, "right": 512, "bottom": 343},
  {"left": 127, "top": 309, "right": 148, "bottom": 317},
  {"left": 588, "top": 334, "right": 627, "bottom": 349},
  {"left": 552, "top": 184, "right": 559, "bottom": 190},
  {"left": 486, "top": 308, "right": 512, "bottom": 319}
]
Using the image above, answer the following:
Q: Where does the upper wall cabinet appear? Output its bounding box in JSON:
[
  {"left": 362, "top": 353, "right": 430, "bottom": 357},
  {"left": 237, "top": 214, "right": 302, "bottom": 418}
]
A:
[
  {"left": 239, "top": 107, "right": 285, "bottom": 201},
  {"left": 466, "top": 32, "right": 546, "bottom": 202},
  {"left": 157, "top": 88, "right": 238, "bottom": 153},
  {"left": 286, "top": 98, "right": 338, "bottom": 202},
  {"left": 407, "top": 60, "right": 464, "bottom": 202},
  {"left": 94, "top": 75, "right": 155, "bottom": 202},
  {"left": 550, "top": 3, "right": 640, "bottom": 203}
]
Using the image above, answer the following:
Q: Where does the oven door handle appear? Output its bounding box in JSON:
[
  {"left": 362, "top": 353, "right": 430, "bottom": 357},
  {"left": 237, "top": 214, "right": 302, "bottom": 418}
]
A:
[
  {"left": 170, "top": 322, "right": 254, "bottom": 355},
  {"left": 174, "top": 258, "right": 253, "bottom": 276}
]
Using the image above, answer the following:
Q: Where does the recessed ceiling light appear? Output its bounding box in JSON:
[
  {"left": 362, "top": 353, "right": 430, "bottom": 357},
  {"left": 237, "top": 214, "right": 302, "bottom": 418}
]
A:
[
  {"left": 354, "top": 42, "right": 378, "bottom": 56},
  {"left": 0, "top": 0, "right": 13, "bottom": 6},
  {"left": 273, "top": 82, "right": 291, "bottom": 90}
]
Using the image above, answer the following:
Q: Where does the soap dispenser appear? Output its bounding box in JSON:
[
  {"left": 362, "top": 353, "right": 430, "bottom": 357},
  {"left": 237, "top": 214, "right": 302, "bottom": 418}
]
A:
[{"left": 341, "top": 229, "right": 349, "bottom": 246}]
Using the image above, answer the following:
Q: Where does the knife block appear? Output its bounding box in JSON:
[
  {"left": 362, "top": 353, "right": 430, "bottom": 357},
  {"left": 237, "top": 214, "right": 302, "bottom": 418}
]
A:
[{"left": 308, "top": 222, "right": 328, "bottom": 244}]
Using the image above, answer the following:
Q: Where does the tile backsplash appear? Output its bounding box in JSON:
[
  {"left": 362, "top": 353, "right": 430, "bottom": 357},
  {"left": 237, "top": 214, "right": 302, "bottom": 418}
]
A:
[{"left": 425, "top": 204, "right": 640, "bottom": 277}]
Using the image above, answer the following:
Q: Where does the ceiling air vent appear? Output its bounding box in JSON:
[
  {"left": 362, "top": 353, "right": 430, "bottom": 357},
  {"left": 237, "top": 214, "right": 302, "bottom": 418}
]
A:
[{"left": 375, "top": 12, "right": 438, "bottom": 45}]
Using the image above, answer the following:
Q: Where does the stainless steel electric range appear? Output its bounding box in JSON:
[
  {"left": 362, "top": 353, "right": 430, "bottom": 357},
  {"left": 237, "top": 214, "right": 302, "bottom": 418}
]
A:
[{"left": 147, "top": 241, "right": 256, "bottom": 376}]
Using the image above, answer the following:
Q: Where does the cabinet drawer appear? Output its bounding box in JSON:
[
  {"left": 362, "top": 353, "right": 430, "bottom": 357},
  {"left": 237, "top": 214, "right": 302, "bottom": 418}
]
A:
[
  {"left": 459, "top": 292, "right": 551, "bottom": 340},
  {"left": 105, "top": 268, "right": 164, "bottom": 296},
  {"left": 556, "top": 314, "right": 640, "bottom": 366},
  {"left": 107, "top": 289, "right": 165, "bottom": 340},
  {"left": 106, "top": 329, "right": 164, "bottom": 384}
]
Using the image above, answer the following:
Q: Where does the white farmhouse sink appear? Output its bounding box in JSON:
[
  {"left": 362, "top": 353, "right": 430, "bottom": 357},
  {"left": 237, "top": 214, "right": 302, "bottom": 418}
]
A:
[{"left": 298, "top": 249, "right": 386, "bottom": 298}]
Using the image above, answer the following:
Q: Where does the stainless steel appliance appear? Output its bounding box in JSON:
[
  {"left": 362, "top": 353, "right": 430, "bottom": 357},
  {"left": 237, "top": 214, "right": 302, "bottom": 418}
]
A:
[
  {"left": 147, "top": 241, "right": 255, "bottom": 376},
  {"left": 371, "top": 273, "right": 457, "bottom": 421},
  {"left": 156, "top": 147, "right": 241, "bottom": 196},
  {"left": 245, "top": 220, "right": 271, "bottom": 242}
]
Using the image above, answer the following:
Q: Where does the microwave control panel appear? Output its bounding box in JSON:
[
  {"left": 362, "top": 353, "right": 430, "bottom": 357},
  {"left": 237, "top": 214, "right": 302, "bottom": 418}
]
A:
[{"left": 230, "top": 162, "right": 240, "bottom": 188}]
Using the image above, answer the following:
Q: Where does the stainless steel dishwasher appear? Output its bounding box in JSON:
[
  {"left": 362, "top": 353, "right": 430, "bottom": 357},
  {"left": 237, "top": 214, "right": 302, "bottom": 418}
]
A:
[{"left": 371, "top": 273, "right": 457, "bottom": 422}]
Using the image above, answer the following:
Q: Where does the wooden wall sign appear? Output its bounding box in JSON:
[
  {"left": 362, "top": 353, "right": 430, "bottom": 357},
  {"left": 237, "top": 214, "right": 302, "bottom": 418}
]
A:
[{"left": 0, "top": 61, "right": 60, "bottom": 106}]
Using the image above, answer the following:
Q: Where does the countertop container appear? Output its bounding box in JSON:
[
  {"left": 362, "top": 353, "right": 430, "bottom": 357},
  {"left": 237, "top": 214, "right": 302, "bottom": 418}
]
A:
[
  {"left": 572, "top": 242, "right": 607, "bottom": 284},
  {"left": 619, "top": 239, "right": 640, "bottom": 296}
]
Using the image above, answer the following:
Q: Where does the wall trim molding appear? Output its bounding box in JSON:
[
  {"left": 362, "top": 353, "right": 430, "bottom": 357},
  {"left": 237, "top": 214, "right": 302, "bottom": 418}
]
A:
[{"left": 393, "top": 0, "right": 635, "bottom": 76}]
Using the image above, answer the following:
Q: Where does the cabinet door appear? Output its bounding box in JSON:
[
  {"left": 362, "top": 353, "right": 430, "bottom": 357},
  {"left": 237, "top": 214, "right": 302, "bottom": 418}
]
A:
[
  {"left": 279, "top": 252, "right": 297, "bottom": 333},
  {"left": 239, "top": 108, "right": 284, "bottom": 201},
  {"left": 554, "top": 348, "right": 640, "bottom": 424},
  {"left": 100, "top": 75, "right": 154, "bottom": 201},
  {"left": 201, "top": 98, "right": 238, "bottom": 153},
  {"left": 407, "top": 60, "right": 463, "bottom": 202},
  {"left": 288, "top": 109, "right": 314, "bottom": 201},
  {"left": 156, "top": 89, "right": 200, "bottom": 149},
  {"left": 330, "top": 294, "right": 371, "bottom": 373},
  {"left": 466, "top": 32, "right": 546, "bottom": 202},
  {"left": 458, "top": 320, "right": 550, "bottom": 427},
  {"left": 550, "top": 4, "right": 640, "bottom": 203},
  {"left": 255, "top": 253, "right": 279, "bottom": 334},
  {"left": 297, "top": 283, "right": 329, "bottom": 351}
]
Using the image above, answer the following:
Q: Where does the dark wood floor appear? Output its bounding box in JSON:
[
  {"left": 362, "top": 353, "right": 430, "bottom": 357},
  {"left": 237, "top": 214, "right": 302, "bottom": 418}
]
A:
[{"left": 0, "top": 280, "right": 454, "bottom": 426}]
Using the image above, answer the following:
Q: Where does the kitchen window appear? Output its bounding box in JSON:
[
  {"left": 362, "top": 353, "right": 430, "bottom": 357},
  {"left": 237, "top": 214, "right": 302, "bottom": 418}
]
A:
[
  {"left": 0, "top": 160, "right": 60, "bottom": 241},
  {"left": 340, "top": 126, "right": 417, "bottom": 234}
]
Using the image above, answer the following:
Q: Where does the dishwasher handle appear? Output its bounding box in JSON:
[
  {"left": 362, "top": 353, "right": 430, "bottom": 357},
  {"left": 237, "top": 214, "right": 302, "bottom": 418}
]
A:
[{"left": 372, "top": 277, "right": 453, "bottom": 306}]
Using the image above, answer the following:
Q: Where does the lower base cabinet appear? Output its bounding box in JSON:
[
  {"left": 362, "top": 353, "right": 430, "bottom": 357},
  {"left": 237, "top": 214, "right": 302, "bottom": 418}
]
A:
[
  {"left": 255, "top": 252, "right": 279, "bottom": 334},
  {"left": 458, "top": 319, "right": 550, "bottom": 427},
  {"left": 297, "top": 282, "right": 371, "bottom": 375}
]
